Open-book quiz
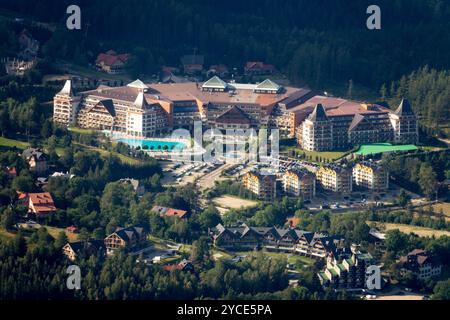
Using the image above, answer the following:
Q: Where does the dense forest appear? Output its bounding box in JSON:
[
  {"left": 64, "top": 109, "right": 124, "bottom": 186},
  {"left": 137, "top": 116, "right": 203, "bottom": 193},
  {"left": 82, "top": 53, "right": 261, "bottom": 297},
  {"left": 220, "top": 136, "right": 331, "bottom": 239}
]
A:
[{"left": 1, "top": 0, "right": 449, "bottom": 89}]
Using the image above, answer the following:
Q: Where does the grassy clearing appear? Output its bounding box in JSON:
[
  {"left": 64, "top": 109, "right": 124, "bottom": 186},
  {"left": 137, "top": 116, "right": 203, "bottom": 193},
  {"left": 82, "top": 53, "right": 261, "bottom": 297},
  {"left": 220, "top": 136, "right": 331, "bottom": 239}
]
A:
[
  {"left": 211, "top": 248, "right": 234, "bottom": 260},
  {"left": 0, "top": 137, "right": 30, "bottom": 149},
  {"left": 212, "top": 195, "right": 259, "bottom": 211},
  {"left": 0, "top": 227, "right": 16, "bottom": 243},
  {"left": 72, "top": 142, "right": 140, "bottom": 165},
  {"left": 46, "top": 226, "right": 79, "bottom": 242},
  {"left": 427, "top": 202, "right": 450, "bottom": 217},
  {"left": 300, "top": 149, "right": 348, "bottom": 162},
  {"left": 368, "top": 221, "right": 450, "bottom": 238},
  {"left": 63, "top": 62, "right": 132, "bottom": 82},
  {"left": 68, "top": 127, "right": 96, "bottom": 135},
  {"left": 1, "top": 226, "right": 79, "bottom": 243}
]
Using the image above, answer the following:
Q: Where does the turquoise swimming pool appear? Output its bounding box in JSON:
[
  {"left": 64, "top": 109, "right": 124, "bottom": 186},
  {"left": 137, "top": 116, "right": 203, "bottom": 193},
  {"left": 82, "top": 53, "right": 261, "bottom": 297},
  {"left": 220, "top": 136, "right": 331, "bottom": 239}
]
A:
[{"left": 117, "top": 138, "right": 185, "bottom": 151}]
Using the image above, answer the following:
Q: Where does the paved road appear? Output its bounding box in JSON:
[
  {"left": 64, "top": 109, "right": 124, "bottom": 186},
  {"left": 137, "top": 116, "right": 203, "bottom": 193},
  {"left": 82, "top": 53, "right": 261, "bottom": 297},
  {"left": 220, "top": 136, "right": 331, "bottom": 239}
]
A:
[{"left": 197, "top": 163, "right": 234, "bottom": 192}]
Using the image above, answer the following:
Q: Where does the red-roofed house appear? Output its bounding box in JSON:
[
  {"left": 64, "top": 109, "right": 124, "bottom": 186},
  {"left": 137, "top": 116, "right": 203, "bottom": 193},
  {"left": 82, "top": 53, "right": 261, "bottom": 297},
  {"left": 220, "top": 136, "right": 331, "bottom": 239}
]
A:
[
  {"left": 66, "top": 225, "right": 79, "bottom": 233},
  {"left": 151, "top": 206, "right": 190, "bottom": 219},
  {"left": 28, "top": 192, "right": 57, "bottom": 218},
  {"left": 163, "top": 259, "right": 194, "bottom": 272},
  {"left": 244, "top": 61, "right": 276, "bottom": 76},
  {"left": 96, "top": 50, "right": 130, "bottom": 74},
  {"left": 286, "top": 217, "right": 301, "bottom": 228}
]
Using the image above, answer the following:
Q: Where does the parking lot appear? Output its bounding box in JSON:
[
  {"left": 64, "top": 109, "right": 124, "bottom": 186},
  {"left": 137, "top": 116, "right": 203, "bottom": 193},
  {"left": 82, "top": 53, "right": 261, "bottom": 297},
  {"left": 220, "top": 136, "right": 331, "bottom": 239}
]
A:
[
  {"left": 305, "top": 184, "right": 423, "bottom": 212},
  {"left": 161, "top": 161, "right": 224, "bottom": 186}
]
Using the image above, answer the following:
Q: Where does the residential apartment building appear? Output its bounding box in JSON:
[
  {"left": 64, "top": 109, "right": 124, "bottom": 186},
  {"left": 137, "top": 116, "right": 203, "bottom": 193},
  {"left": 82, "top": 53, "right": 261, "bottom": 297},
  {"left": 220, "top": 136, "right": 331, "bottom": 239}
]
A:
[
  {"left": 316, "top": 164, "right": 353, "bottom": 194},
  {"left": 318, "top": 245, "right": 373, "bottom": 290},
  {"left": 104, "top": 226, "right": 147, "bottom": 255},
  {"left": 353, "top": 161, "right": 389, "bottom": 192},
  {"left": 282, "top": 169, "right": 316, "bottom": 200},
  {"left": 399, "top": 249, "right": 442, "bottom": 280},
  {"left": 243, "top": 171, "right": 277, "bottom": 202},
  {"left": 213, "top": 224, "right": 344, "bottom": 259}
]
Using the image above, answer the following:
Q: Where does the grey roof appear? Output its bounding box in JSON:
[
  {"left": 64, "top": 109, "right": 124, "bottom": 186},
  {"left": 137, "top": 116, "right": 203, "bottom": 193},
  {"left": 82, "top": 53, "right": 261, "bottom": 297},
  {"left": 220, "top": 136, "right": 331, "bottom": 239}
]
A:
[
  {"left": 67, "top": 240, "right": 105, "bottom": 253},
  {"left": 395, "top": 98, "right": 414, "bottom": 116},
  {"left": 308, "top": 104, "right": 328, "bottom": 121},
  {"left": 119, "top": 178, "right": 141, "bottom": 191},
  {"left": 113, "top": 226, "right": 144, "bottom": 242},
  {"left": 202, "top": 76, "right": 228, "bottom": 90},
  {"left": 22, "top": 148, "right": 46, "bottom": 160},
  {"left": 214, "top": 224, "right": 343, "bottom": 248},
  {"left": 254, "top": 79, "right": 282, "bottom": 92},
  {"left": 127, "top": 79, "right": 149, "bottom": 90}
]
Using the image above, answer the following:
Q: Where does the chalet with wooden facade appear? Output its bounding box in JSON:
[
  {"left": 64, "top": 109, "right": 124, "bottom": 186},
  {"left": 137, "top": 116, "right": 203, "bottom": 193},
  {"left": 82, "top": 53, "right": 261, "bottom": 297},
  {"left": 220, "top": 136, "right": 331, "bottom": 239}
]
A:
[
  {"left": 21, "top": 148, "right": 48, "bottom": 174},
  {"left": 62, "top": 240, "right": 105, "bottom": 261},
  {"left": 104, "top": 226, "right": 147, "bottom": 255},
  {"left": 212, "top": 224, "right": 344, "bottom": 259}
]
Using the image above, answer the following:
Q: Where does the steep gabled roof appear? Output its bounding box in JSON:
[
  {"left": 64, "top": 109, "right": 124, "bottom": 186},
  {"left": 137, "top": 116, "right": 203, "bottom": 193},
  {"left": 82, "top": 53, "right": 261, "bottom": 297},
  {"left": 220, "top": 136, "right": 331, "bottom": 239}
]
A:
[
  {"left": 22, "top": 148, "right": 47, "bottom": 161},
  {"left": 254, "top": 79, "right": 281, "bottom": 92},
  {"left": 133, "top": 91, "right": 148, "bottom": 109},
  {"left": 215, "top": 106, "right": 251, "bottom": 125},
  {"left": 395, "top": 98, "right": 414, "bottom": 116},
  {"left": 308, "top": 103, "right": 328, "bottom": 121},
  {"left": 202, "top": 76, "right": 228, "bottom": 90},
  {"left": 127, "top": 79, "right": 149, "bottom": 90},
  {"left": 59, "top": 80, "right": 74, "bottom": 96},
  {"left": 348, "top": 113, "right": 375, "bottom": 131},
  {"left": 87, "top": 99, "right": 116, "bottom": 117},
  {"left": 113, "top": 226, "right": 144, "bottom": 243}
]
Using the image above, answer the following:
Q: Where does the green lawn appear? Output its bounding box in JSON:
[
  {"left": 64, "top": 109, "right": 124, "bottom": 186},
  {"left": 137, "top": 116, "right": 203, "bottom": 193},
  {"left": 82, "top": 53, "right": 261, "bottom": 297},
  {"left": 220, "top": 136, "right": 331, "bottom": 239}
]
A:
[
  {"left": 62, "top": 62, "right": 132, "bottom": 82},
  {"left": 46, "top": 226, "right": 79, "bottom": 242},
  {"left": 68, "top": 127, "right": 96, "bottom": 135},
  {"left": 285, "top": 147, "right": 349, "bottom": 163},
  {"left": 354, "top": 143, "right": 418, "bottom": 156},
  {"left": 0, "top": 137, "right": 30, "bottom": 149},
  {"left": 300, "top": 149, "right": 348, "bottom": 162},
  {"left": 72, "top": 142, "right": 141, "bottom": 165}
]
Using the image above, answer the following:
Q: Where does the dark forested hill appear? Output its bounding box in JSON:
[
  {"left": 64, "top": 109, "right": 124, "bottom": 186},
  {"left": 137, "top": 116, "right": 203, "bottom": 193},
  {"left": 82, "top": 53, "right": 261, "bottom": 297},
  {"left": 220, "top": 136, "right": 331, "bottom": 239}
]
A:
[{"left": 1, "top": 0, "right": 449, "bottom": 89}]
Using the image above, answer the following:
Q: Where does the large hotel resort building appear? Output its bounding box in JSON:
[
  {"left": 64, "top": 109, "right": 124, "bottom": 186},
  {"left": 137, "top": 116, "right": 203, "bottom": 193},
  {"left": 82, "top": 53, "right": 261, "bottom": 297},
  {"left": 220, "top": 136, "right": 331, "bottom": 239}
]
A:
[{"left": 53, "top": 76, "right": 418, "bottom": 151}]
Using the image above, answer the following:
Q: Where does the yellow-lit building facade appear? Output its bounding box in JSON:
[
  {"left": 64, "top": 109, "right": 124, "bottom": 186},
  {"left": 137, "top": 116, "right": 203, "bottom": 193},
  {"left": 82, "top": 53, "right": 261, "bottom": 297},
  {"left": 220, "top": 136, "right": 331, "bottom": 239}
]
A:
[
  {"left": 243, "top": 171, "right": 277, "bottom": 202},
  {"left": 282, "top": 170, "right": 316, "bottom": 200},
  {"left": 352, "top": 162, "right": 389, "bottom": 192},
  {"left": 316, "top": 165, "right": 352, "bottom": 194}
]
